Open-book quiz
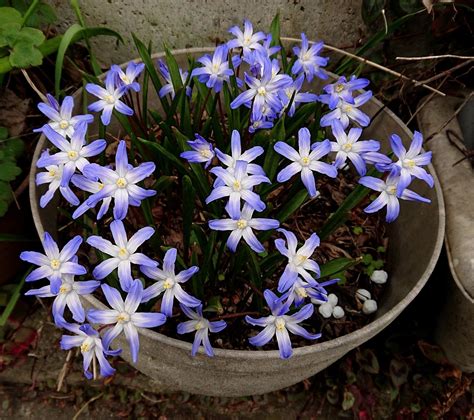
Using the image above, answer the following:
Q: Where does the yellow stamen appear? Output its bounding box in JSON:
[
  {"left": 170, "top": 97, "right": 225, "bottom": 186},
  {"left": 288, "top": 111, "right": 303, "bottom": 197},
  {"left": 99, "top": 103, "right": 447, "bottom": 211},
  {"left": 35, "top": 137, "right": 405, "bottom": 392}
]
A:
[
  {"left": 342, "top": 143, "right": 352, "bottom": 152},
  {"left": 275, "top": 318, "right": 286, "bottom": 331},
  {"left": 81, "top": 342, "right": 91, "bottom": 352},
  {"left": 301, "top": 157, "right": 310, "bottom": 166},
  {"left": 236, "top": 219, "right": 247, "bottom": 229},
  {"left": 50, "top": 259, "right": 61, "bottom": 270},
  {"left": 59, "top": 284, "right": 71, "bottom": 294},
  {"left": 117, "top": 312, "right": 130, "bottom": 323},
  {"left": 105, "top": 94, "right": 115, "bottom": 104},
  {"left": 67, "top": 150, "right": 78, "bottom": 160},
  {"left": 163, "top": 278, "right": 174, "bottom": 289},
  {"left": 118, "top": 247, "right": 128, "bottom": 258},
  {"left": 116, "top": 177, "right": 127, "bottom": 188},
  {"left": 386, "top": 186, "right": 397, "bottom": 195},
  {"left": 257, "top": 86, "right": 266, "bottom": 96},
  {"left": 97, "top": 182, "right": 104, "bottom": 191},
  {"left": 335, "top": 84, "right": 344, "bottom": 93},
  {"left": 59, "top": 120, "right": 69, "bottom": 129},
  {"left": 233, "top": 181, "right": 241, "bottom": 191}
]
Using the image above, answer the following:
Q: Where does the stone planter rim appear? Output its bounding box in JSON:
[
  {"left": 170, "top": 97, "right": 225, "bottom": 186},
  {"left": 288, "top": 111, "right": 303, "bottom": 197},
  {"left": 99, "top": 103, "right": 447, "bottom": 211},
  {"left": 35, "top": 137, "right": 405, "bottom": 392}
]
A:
[{"left": 29, "top": 45, "right": 446, "bottom": 361}]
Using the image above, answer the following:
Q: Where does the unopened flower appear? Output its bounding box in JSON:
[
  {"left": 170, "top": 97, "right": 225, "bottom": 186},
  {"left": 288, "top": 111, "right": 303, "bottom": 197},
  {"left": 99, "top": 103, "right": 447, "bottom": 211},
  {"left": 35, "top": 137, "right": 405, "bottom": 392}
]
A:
[
  {"left": 177, "top": 304, "right": 227, "bottom": 357},
  {"left": 318, "top": 303, "right": 333, "bottom": 318},
  {"left": 207, "top": 160, "right": 270, "bottom": 218},
  {"left": 158, "top": 59, "right": 191, "bottom": 98},
  {"left": 140, "top": 248, "right": 201, "bottom": 316},
  {"left": 320, "top": 91, "right": 372, "bottom": 129},
  {"left": 274, "top": 228, "right": 321, "bottom": 292},
  {"left": 370, "top": 269, "right": 388, "bottom": 284},
  {"left": 255, "top": 33, "right": 281, "bottom": 58},
  {"left": 246, "top": 289, "right": 321, "bottom": 359},
  {"left": 20, "top": 232, "right": 86, "bottom": 294},
  {"left": 191, "top": 44, "right": 234, "bottom": 93},
  {"left": 356, "top": 288, "right": 371, "bottom": 302},
  {"left": 359, "top": 168, "right": 430, "bottom": 222},
  {"left": 291, "top": 33, "right": 328, "bottom": 82},
  {"left": 180, "top": 134, "right": 215, "bottom": 168},
  {"left": 280, "top": 277, "right": 338, "bottom": 307},
  {"left": 332, "top": 306, "right": 345, "bottom": 319},
  {"left": 34, "top": 94, "right": 93, "bottom": 138},
  {"left": 274, "top": 127, "right": 337, "bottom": 197},
  {"left": 60, "top": 322, "right": 119, "bottom": 379},
  {"left": 209, "top": 203, "right": 279, "bottom": 253},
  {"left": 111, "top": 62, "right": 145, "bottom": 92},
  {"left": 86, "top": 71, "right": 133, "bottom": 125},
  {"left": 87, "top": 280, "right": 167, "bottom": 363},
  {"left": 25, "top": 273, "right": 100, "bottom": 323},
  {"left": 329, "top": 120, "right": 380, "bottom": 176},
  {"left": 82, "top": 140, "right": 156, "bottom": 220}
]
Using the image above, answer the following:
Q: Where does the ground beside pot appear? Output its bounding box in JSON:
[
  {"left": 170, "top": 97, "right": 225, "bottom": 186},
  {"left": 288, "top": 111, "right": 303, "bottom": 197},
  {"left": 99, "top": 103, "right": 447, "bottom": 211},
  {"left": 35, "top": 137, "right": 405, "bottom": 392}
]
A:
[{"left": 29, "top": 47, "right": 445, "bottom": 397}]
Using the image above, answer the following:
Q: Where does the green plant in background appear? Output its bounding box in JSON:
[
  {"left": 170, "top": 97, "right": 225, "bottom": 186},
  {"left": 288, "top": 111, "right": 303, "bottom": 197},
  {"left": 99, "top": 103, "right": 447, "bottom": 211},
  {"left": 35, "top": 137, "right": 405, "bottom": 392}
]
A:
[{"left": 0, "top": 127, "right": 23, "bottom": 217}]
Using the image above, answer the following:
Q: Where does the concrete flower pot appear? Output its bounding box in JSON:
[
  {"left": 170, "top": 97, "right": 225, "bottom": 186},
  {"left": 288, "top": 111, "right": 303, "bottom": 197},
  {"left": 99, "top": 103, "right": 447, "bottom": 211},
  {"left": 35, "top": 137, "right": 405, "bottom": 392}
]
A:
[{"left": 29, "top": 47, "right": 445, "bottom": 396}]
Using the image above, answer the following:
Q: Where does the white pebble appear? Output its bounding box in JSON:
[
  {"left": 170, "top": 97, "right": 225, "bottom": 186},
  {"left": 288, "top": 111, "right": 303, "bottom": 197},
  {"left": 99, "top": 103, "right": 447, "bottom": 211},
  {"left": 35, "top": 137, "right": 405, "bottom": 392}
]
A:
[
  {"left": 332, "top": 306, "right": 345, "bottom": 319},
  {"left": 318, "top": 302, "right": 333, "bottom": 318},
  {"left": 327, "top": 293, "right": 338, "bottom": 307},
  {"left": 356, "top": 288, "right": 371, "bottom": 302},
  {"left": 371, "top": 270, "right": 388, "bottom": 284},
  {"left": 362, "top": 299, "right": 378, "bottom": 314}
]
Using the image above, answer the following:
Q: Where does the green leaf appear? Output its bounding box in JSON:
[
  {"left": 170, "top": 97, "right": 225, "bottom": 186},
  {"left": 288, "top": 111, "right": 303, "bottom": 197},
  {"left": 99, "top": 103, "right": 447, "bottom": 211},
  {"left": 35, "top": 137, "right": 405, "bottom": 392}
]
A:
[
  {"left": 0, "top": 127, "right": 8, "bottom": 140},
  {"left": 164, "top": 44, "right": 183, "bottom": 91},
  {"left": 138, "top": 136, "right": 187, "bottom": 174},
  {"left": 269, "top": 12, "right": 281, "bottom": 49},
  {"left": 0, "top": 161, "right": 21, "bottom": 181},
  {"left": 320, "top": 257, "right": 360, "bottom": 278},
  {"left": 55, "top": 24, "right": 123, "bottom": 95},
  {"left": 276, "top": 188, "right": 308, "bottom": 223},
  {"left": 0, "top": 7, "right": 22, "bottom": 26},
  {"left": 319, "top": 167, "right": 380, "bottom": 240},
  {"left": 182, "top": 175, "right": 195, "bottom": 260},
  {"left": 0, "top": 267, "right": 30, "bottom": 327},
  {"left": 132, "top": 33, "right": 170, "bottom": 115},
  {"left": 9, "top": 40, "right": 43, "bottom": 67}
]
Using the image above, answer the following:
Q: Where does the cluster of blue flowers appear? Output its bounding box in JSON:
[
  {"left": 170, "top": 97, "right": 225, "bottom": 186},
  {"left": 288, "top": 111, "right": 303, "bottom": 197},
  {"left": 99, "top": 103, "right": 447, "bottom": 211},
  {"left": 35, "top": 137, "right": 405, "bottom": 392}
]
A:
[{"left": 23, "top": 19, "right": 435, "bottom": 374}]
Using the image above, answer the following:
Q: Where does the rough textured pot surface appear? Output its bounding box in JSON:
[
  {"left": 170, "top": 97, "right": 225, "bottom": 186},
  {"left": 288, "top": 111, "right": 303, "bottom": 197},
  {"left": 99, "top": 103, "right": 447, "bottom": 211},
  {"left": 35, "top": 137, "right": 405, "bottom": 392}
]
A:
[{"left": 29, "top": 48, "right": 445, "bottom": 397}]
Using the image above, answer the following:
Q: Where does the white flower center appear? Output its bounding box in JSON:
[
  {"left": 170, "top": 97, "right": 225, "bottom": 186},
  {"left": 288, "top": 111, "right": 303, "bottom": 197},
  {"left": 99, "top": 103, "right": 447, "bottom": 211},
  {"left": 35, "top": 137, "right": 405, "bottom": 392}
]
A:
[
  {"left": 293, "top": 254, "right": 308, "bottom": 266},
  {"left": 236, "top": 219, "right": 247, "bottom": 229},
  {"left": 163, "top": 278, "right": 175, "bottom": 289},
  {"left": 257, "top": 86, "right": 266, "bottom": 96},
  {"left": 275, "top": 317, "right": 286, "bottom": 331},
  {"left": 403, "top": 159, "right": 416, "bottom": 168},
  {"left": 212, "top": 63, "right": 220, "bottom": 73},
  {"left": 105, "top": 94, "right": 116, "bottom": 104},
  {"left": 49, "top": 169, "right": 57, "bottom": 178},
  {"left": 59, "top": 120, "right": 69, "bottom": 129},
  {"left": 59, "top": 283, "right": 72, "bottom": 294},
  {"left": 116, "top": 177, "right": 127, "bottom": 188},
  {"left": 243, "top": 36, "right": 251, "bottom": 45},
  {"left": 50, "top": 259, "right": 61, "bottom": 270},
  {"left": 117, "top": 247, "right": 129, "bottom": 259},
  {"left": 67, "top": 150, "right": 78, "bottom": 160},
  {"left": 80, "top": 339, "right": 94, "bottom": 353},
  {"left": 300, "top": 156, "right": 310, "bottom": 166},
  {"left": 342, "top": 143, "right": 352, "bottom": 152},
  {"left": 121, "top": 74, "right": 131, "bottom": 84},
  {"left": 117, "top": 312, "right": 130, "bottom": 323},
  {"left": 335, "top": 84, "right": 344, "bottom": 93},
  {"left": 195, "top": 321, "right": 206, "bottom": 330},
  {"left": 296, "top": 287, "right": 308, "bottom": 298},
  {"left": 232, "top": 180, "right": 241, "bottom": 191},
  {"left": 343, "top": 104, "right": 352, "bottom": 112},
  {"left": 200, "top": 149, "right": 212, "bottom": 159},
  {"left": 302, "top": 51, "right": 311, "bottom": 61},
  {"left": 386, "top": 185, "right": 397, "bottom": 195}
]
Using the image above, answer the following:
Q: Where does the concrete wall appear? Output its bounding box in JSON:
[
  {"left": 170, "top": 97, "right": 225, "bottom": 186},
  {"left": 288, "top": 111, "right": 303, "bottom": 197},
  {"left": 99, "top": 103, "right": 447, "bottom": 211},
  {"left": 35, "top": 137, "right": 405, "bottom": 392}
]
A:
[{"left": 48, "top": 0, "right": 364, "bottom": 65}]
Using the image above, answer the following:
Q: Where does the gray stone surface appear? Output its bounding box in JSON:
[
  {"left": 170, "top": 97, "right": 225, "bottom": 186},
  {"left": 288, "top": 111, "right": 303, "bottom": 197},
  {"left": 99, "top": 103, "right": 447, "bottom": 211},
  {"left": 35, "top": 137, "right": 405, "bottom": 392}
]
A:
[
  {"left": 417, "top": 95, "right": 474, "bottom": 302},
  {"left": 46, "top": 0, "right": 364, "bottom": 65}
]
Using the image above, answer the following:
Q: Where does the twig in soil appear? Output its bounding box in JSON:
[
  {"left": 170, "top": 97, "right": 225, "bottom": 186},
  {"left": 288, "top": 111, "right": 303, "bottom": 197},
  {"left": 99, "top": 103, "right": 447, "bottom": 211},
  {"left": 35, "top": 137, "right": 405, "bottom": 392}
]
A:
[
  {"left": 210, "top": 311, "right": 260, "bottom": 321},
  {"left": 281, "top": 39, "right": 447, "bottom": 96},
  {"left": 20, "top": 69, "right": 47, "bottom": 102},
  {"left": 140, "top": 392, "right": 168, "bottom": 404},
  {"left": 72, "top": 392, "right": 104, "bottom": 420},
  {"left": 418, "top": 60, "right": 473, "bottom": 85},
  {"left": 396, "top": 54, "right": 474, "bottom": 61},
  {"left": 56, "top": 350, "right": 73, "bottom": 392}
]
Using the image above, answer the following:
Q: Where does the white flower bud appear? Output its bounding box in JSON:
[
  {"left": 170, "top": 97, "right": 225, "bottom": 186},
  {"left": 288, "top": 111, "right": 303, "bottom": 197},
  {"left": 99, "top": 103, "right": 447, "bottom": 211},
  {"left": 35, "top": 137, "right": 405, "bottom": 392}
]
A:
[
  {"left": 362, "top": 299, "right": 378, "bottom": 314},
  {"left": 332, "top": 306, "right": 345, "bottom": 319},
  {"left": 356, "top": 288, "right": 371, "bottom": 302},
  {"left": 318, "top": 302, "right": 333, "bottom": 318},
  {"left": 370, "top": 270, "right": 388, "bottom": 284},
  {"left": 327, "top": 293, "right": 338, "bottom": 307}
]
